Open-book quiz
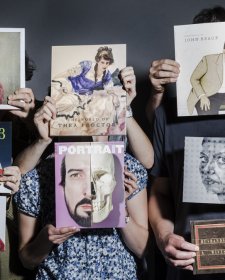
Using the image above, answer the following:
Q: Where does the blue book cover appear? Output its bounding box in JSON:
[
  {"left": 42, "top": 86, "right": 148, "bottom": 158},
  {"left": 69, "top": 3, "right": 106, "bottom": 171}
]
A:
[{"left": 0, "top": 122, "right": 12, "bottom": 194}]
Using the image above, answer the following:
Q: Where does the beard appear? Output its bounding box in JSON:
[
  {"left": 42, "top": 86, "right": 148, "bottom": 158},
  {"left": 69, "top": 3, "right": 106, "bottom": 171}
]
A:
[{"left": 73, "top": 198, "right": 92, "bottom": 227}]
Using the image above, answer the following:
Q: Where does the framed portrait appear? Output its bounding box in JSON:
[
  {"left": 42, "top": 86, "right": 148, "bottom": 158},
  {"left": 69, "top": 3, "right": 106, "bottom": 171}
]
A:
[
  {"left": 183, "top": 136, "right": 225, "bottom": 204},
  {"left": 0, "top": 28, "right": 25, "bottom": 110},
  {"left": 175, "top": 22, "right": 225, "bottom": 117},
  {"left": 50, "top": 44, "right": 126, "bottom": 136}
]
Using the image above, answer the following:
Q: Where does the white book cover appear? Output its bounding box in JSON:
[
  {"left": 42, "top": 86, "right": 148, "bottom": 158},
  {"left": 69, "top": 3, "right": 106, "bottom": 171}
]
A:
[
  {"left": 174, "top": 22, "right": 225, "bottom": 117},
  {"left": 0, "top": 28, "right": 25, "bottom": 110},
  {"left": 50, "top": 44, "right": 127, "bottom": 136},
  {"left": 0, "top": 196, "right": 6, "bottom": 251},
  {"left": 183, "top": 136, "right": 225, "bottom": 204}
]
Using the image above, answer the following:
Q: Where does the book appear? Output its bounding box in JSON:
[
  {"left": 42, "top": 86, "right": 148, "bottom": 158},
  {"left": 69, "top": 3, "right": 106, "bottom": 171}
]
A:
[
  {"left": 55, "top": 141, "right": 125, "bottom": 228},
  {"left": 50, "top": 44, "right": 126, "bottom": 136},
  {"left": 0, "top": 196, "right": 7, "bottom": 251},
  {"left": 0, "top": 122, "right": 12, "bottom": 194},
  {"left": 183, "top": 136, "right": 225, "bottom": 204},
  {"left": 174, "top": 22, "right": 225, "bottom": 116},
  {"left": 191, "top": 219, "right": 225, "bottom": 274},
  {"left": 0, "top": 28, "right": 25, "bottom": 110}
]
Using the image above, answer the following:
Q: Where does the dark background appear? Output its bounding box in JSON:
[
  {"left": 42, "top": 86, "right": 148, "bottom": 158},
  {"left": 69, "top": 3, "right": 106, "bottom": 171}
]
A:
[
  {"left": 1, "top": 0, "right": 225, "bottom": 131},
  {"left": 1, "top": 0, "right": 225, "bottom": 279}
]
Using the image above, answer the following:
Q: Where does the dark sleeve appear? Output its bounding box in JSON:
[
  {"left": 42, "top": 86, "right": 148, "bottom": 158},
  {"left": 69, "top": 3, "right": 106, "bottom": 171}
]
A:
[{"left": 150, "top": 106, "right": 169, "bottom": 177}]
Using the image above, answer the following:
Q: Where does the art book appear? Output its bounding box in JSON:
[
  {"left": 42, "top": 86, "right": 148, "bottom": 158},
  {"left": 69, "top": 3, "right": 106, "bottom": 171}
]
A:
[
  {"left": 0, "top": 28, "right": 25, "bottom": 110},
  {"left": 174, "top": 22, "right": 225, "bottom": 117},
  {"left": 50, "top": 44, "right": 127, "bottom": 136},
  {"left": 0, "top": 122, "right": 12, "bottom": 194},
  {"left": 191, "top": 219, "right": 225, "bottom": 274},
  {"left": 183, "top": 136, "right": 225, "bottom": 204},
  {"left": 55, "top": 141, "right": 125, "bottom": 228}
]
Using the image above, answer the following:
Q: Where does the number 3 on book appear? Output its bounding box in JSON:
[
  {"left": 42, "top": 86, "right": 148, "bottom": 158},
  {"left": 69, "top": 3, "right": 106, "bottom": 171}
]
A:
[{"left": 0, "top": 128, "right": 5, "bottom": 140}]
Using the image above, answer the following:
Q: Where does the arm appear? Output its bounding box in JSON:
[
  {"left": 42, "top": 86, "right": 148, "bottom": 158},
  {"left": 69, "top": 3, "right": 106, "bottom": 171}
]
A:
[
  {"left": 146, "top": 59, "right": 180, "bottom": 124},
  {"left": 148, "top": 177, "right": 199, "bottom": 270},
  {"left": 120, "top": 169, "right": 148, "bottom": 258},
  {"left": 190, "top": 56, "right": 210, "bottom": 111},
  {"left": 53, "top": 64, "right": 82, "bottom": 80},
  {"left": 18, "top": 212, "right": 78, "bottom": 269},
  {"left": 126, "top": 117, "right": 154, "bottom": 169},
  {"left": 13, "top": 96, "right": 56, "bottom": 174},
  {"left": 120, "top": 66, "right": 154, "bottom": 169}
]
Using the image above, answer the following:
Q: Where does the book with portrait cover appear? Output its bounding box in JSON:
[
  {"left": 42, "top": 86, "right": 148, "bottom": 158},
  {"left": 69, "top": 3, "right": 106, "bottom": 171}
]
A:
[
  {"left": 183, "top": 136, "right": 225, "bottom": 204},
  {"left": 174, "top": 22, "right": 225, "bottom": 117},
  {"left": 50, "top": 44, "right": 126, "bottom": 136},
  {"left": 55, "top": 141, "right": 125, "bottom": 228},
  {"left": 0, "top": 28, "right": 25, "bottom": 110},
  {"left": 0, "top": 122, "right": 12, "bottom": 194},
  {"left": 191, "top": 219, "right": 225, "bottom": 274}
]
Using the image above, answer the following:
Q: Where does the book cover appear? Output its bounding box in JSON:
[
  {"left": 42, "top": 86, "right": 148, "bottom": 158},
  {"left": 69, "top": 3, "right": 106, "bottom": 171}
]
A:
[
  {"left": 0, "top": 28, "right": 25, "bottom": 110},
  {"left": 183, "top": 136, "right": 225, "bottom": 204},
  {"left": 0, "top": 196, "right": 7, "bottom": 251},
  {"left": 0, "top": 122, "right": 12, "bottom": 194},
  {"left": 174, "top": 22, "right": 225, "bottom": 116},
  {"left": 50, "top": 44, "right": 126, "bottom": 136},
  {"left": 55, "top": 141, "right": 125, "bottom": 228},
  {"left": 191, "top": 219, "right": 225, "bottom": 274}
]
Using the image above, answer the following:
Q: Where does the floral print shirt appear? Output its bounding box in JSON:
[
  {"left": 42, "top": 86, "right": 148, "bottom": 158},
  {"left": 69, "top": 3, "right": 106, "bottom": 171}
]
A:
[{"left": 14, "top": 153, "right": 147, "bottom": 280}]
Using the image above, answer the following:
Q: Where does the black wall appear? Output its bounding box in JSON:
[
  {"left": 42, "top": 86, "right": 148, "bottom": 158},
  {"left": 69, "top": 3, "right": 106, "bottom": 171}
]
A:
[{"left": 1, "top": 0, "right": 224, "bottom": 102}]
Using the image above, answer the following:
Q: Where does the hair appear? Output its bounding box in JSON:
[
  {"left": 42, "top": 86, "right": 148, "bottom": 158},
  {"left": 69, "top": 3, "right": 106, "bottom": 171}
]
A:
[
  {"left": 193, "top": 6, "right": 225, "bottom": 24},
  {"left": 95, "top": 46, "right": 114, "bottom": 65},
  {"left": 202, "top": 137, "right": 225, "bottom": 146},
  {"left": 60, "top": 156, "right": 66, "bottom": 187},
  {"left": 25, "top": 51, "right": 36, "bottom": 81}
]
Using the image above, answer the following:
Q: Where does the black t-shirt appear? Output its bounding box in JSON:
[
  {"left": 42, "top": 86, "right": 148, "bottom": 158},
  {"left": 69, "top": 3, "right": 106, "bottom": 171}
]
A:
[{"left": 151, "top": 98, "right": 225, "bottom": 280}]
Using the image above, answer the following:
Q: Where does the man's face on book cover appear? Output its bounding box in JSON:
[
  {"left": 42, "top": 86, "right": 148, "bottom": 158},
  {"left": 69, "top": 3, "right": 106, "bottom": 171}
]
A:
[
  {"left": 199, "top": 139, "right": 225, "bottom": 197},
  {"left": 62, "top": 145, "right": 116, "bottom": 226},
  {"left": 64, "top": 153, "right": 92, "bottom": 227}
]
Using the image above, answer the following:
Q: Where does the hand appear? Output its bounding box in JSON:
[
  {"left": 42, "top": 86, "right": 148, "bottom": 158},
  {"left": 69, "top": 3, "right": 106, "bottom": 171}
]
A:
[
  {"left": 0, "top": 166, "right": 21, "bottom": 193},
  {"left": 159, "top": 233, "right": 199, "bottom": 271},
  {"left": 124, "top": 167, "right": 138, "bottom": 199},
  {"left": 34, "top": 96, "right": 56, "bottom": 141},
  {"left": 8, "top": 88, "right": 35, "bottom": 118},
  {"left": 200, "top": 95, "right": 210, "bottom": 111},
  {"left": 46, "top": 224, "right": 80, "bottom": 245},
  {"left": 120, "top": 66, "right": 136, "bottom": 106},
  {"left": 149, "top": 59, "right": 180, "bottom": 93}
]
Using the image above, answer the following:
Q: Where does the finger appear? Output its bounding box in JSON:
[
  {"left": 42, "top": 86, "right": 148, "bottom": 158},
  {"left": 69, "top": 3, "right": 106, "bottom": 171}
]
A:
[
  {"left": 44, "top": 96, "right": 55, "bottom": 105},
  {"left": 50, "top": 232, "right": 78, "bottom": 244},
  {"left": 183, "top": 265, "right": 194, "bottom": 271},
  {"left": 165, "top": 246, "right": 197, "bottom": 260},
  {"left": 151, "top": 59, "right": 180, "bottom": 69},
  {"left": 3, "top": 181, "right": 19, "bottom": 193},
  {"left": 0, "top": 174, "right": 18, "bottom": 183},
  {"left": 120, "top": 67, "right": 134, "bottom": 78},
  {"left": 166, "top": 234, "right": 199, "bottom": 252},
  {"left": 124, "top": 182, "right": 137, "bottom": 195},
  {"left": 7, "top": 100, "right": 27, "bottom": 109},
  {"left": 124, "top": 169, "right": 137, "bottom": 182},
  {"left": 151, "top": 68, "right": 179, "bottom": 79},
  {"left": 3, "top": 166, "right": 21, "bottom": 176},
  {"left": 169, "top": 257, "right": 195, "bottom": 268},
  {"left": 48, "top": 226, "right": 76, "bottom": 235},
  {"left": 9, "top": 89, "right": 34, "bottom": 105}
]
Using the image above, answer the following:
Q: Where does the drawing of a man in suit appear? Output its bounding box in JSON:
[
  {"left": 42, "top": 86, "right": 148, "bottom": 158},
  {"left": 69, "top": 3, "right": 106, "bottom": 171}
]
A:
[{"left": 187, "top": 43, "right": 225, "bottom": 115}]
